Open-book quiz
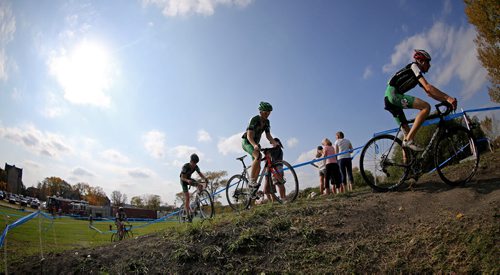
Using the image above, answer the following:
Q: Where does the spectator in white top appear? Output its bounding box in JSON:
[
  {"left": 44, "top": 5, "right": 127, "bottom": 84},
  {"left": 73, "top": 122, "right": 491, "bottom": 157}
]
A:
[{"left": 334, "top": 131, "right": 354, "bottom": 192}]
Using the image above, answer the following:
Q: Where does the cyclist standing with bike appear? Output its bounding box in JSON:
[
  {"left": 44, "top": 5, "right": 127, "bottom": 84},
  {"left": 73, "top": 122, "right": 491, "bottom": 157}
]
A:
[
  {"left": 242, "top": 102, "right": 279, "bottom": 191},
  {"left": 180, "top": 153, "right": 208, "bottom": 220},
  {"left": 115, "top": 207, "right": 128, "bottom": 239},
  {"left": 384, "top": 49, "right": 457, "bottom": 151}
]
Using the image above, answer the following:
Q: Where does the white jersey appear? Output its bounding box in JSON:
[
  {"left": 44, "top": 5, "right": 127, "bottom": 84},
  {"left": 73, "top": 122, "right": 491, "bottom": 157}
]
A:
[{"left": 334, "top": 138, "right": 352, "bottom": 160}]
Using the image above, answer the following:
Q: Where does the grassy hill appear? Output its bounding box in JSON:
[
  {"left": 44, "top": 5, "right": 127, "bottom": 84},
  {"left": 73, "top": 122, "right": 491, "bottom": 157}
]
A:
[{"left": 6, "top": 150, "right": 500, "bottom": 273}]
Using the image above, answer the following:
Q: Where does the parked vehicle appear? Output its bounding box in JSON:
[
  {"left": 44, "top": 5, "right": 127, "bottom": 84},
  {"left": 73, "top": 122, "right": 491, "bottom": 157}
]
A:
[
  {"left": 8, "top": 194, "right": 18, "bottom": 204},
  {"left": 30, "top": 199, "right": 40, "bottom": 209}
]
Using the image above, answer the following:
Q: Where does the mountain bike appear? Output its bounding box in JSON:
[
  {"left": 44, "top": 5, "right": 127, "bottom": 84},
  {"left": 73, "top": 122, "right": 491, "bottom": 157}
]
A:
[
  {"left": 359, "top": 102, "right": 479, "bottom": 192},
  {"left": 111, "top": 224, "right": 133, "bottom": 242},
  {"left": 225, "top": 147, "right": 299, "bottom": 211},
  {"left": 178, "top": 181, "right": 214, "bottom": 223}
]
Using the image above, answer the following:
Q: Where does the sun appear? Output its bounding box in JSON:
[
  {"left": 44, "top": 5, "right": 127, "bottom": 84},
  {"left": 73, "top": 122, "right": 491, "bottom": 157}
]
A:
[{"left": 50, "top": 40, "right": 115, "bottom": 107}]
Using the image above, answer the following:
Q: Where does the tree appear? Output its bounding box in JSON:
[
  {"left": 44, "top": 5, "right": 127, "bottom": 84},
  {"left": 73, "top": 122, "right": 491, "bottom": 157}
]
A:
[
  {"left": 144, "top": 194, "right": 161, "bottom": 210},
  {"left": 85, "top": 186, "right": 110, "bottom": 206},
  {"left": 25, "top": 186, "right": 39, "bottom": 198},
  {"left": 110, "top": 190, "right": 127, "bottom": 206},
  {"left": 464, "top": 0, "right": 500, "bottom": 102},
  {"left": 130, "top": 196, "right": 144, "bottom": 208},
  {"left": 41, "top": 177, "right": 72, "bottom": 198},
  {"left": 0, "top": 169, "right": 6, "bottom": 190},
  {"left": 72, "top": 182, "right": 91, "bottom": 200},
  {"left": 174, "top": 192, "right": 184, "bottom": 207},
  {"left": 200, "top": 170, "right": 228, "bottom": 202}
]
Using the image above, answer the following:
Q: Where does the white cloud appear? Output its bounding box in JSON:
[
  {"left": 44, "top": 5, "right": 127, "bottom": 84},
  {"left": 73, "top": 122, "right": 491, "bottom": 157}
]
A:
[
  {"left": 23, "top": 160, "right": 42, "bottom": 169},
  {"left": 170, "top": 145, "right": 200, "bottom": 160},
  {"left": 218, "top": 132, "right": 244, "bottom": 155},
  {"left": 363, "top": 66, "right": 373, "bottom": 80},
  {"left": 100, "top": 149, "right": 130, "bottom": 164},
  {"left": 295, "top": 148, "right": 317, "bottom": 166},
  {"left": 143, "top": 130, "right": 167, "bottom": 159},
  {"left": 128, "top": 168, "right": 154, "bottom": 179},
  {"left": 443, "top": 0, "right": 452, "bottom": 15},
  {"left": 197, "top": 129, "right": 212, "bottom": 142},
  {"left": 0, "top": 1, "right": 16, "bottom": 81},
  {"left": 142, "top": 0, "right": 253, "bottom": 17},
  {"left": 72, "top": 167, "right": 95, "bottom": 177},
  {"left": 287, "top": 137, "right": 299, "bottom": 148},
  {"left": 0, "top": 124, "right": 72, "bottom": 158},
  {"left": 382, "top": 22, "right": 487, "bottom": 100}
]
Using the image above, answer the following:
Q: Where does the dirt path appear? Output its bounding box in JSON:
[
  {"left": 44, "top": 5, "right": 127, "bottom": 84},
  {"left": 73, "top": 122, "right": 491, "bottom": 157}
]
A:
[{"left": 10, "top": 151, "right": 500, "bottom": 274}]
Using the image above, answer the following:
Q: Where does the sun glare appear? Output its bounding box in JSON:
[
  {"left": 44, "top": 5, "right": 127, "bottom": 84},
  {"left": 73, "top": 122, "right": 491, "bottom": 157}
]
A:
[{"left": 50, "top": 41, "right": 115, "bottom": 107}]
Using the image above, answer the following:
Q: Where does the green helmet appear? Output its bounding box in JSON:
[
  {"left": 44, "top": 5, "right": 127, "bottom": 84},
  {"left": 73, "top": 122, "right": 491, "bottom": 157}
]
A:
[{"left": 258, "top": 101, "right": 273, "bottom": 112}]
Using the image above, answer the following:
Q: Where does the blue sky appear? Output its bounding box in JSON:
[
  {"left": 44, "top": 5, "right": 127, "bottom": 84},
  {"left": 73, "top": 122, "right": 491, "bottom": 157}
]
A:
[{"left": 0, "top": 0, "right": 496, "bottom": 205}]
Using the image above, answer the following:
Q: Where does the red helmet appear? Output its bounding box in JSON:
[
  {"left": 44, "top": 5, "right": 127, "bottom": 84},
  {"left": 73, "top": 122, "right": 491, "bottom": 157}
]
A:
[{"left": 414, "top": 49, "right": 431, "bottom": 61}]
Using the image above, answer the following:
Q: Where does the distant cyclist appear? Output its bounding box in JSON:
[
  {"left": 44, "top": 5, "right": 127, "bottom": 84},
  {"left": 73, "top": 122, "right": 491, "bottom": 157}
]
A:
[
  {"left": 180, "top": 153, "right": 208, "bottom": 221},
  {"left": 242, "top": 102, "right": 279, "bottom": 190},
  {"left": 384, "top": 49, "right": 457, "bottom": 151},
  {"left": 115, "top": 207, "right": 128, "bottom": 239}
]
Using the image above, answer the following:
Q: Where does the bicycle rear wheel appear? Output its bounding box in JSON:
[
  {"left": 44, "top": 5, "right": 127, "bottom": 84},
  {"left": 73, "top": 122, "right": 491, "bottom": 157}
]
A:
[
  {"left": 269, "top": 160, "right": 299, "bottom": 203},
  {"left": 434, "top": 126, "right": 479, "bottom": 186},
  {"left": 110, "top": 233, "right": 119, "bottom": 242},
  {"left": 195, "top": 190, "right": 214, "bottom": 220},
  {"left": 359, "top": 134, "right": 410, "bottom": 192},
  {"left": 226, "top": 174, "right": 251, "bottom": 211}
]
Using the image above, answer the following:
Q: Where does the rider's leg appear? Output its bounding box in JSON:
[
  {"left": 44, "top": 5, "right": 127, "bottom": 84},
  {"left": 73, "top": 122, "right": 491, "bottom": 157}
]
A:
[
  {"left": 405, "top": 98, "right": 430, "bottom": 142},
  {"left": 183, "top": 191, "right": 190, "bottom": 217},
  {"left": 250, "top": 149, "right": 261, "bottom": 185}
]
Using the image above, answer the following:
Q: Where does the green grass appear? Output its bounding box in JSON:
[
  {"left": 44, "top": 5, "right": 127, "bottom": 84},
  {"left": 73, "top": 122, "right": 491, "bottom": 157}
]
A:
[{"left": 0, "top": 206, "right": 179, "bottom": 270}]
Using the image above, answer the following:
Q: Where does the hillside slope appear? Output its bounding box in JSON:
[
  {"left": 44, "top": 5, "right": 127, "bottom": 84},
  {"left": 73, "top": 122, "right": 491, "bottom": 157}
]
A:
[{"left": 11, "top": 151, "right": 500, "bottom": 274}]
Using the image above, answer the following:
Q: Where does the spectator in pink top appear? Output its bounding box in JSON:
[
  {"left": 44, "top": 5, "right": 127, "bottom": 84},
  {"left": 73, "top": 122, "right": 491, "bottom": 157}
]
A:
[{"left": 322, "top": 138, "right": 342, "bottom": 194}]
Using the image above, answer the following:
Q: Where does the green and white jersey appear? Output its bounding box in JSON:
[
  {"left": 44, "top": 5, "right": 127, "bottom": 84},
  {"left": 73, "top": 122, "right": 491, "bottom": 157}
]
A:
[{"left": 242, "top": 115, "right": 270, "bottom": 144}]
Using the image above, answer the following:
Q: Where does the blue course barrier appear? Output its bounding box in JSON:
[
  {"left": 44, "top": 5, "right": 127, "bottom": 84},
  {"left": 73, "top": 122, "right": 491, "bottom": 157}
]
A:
[{"left": 0, "top": 210, "right": 54, "bottom": 248}]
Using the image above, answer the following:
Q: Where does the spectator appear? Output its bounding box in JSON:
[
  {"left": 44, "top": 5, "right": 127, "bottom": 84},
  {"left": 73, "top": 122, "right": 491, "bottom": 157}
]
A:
[
  {"left": 263, "top": 138, "right": 286, "bottom": 202},
  {"left": 322, "top": 138, "right": 342, "bottom": 194},
  {"left": 314, "top": 145, "right": 327, "bottom": 195},
  {"left": 335, "top": 131, "right": 354, "bottom": 192}
]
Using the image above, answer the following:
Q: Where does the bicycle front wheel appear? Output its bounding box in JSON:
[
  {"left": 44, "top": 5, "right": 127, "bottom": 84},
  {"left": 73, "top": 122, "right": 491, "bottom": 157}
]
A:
[
  {"left": 269, "top": 160, "right": 299, "bottom": 203},
  {"left": 435, "top": 126, "right": 479, "bottom": 186},
  {"left": 359, "top": 134, "right": 410, "bottom": 192},
  {"left": 196, "top": 190, "right": 214, "bottom": 220},
  {"left": 226, "top": 174, "right": 251, "bottom": 211},
  {"left": 124, "top": 229, "right": 133, "bottom": 239}
]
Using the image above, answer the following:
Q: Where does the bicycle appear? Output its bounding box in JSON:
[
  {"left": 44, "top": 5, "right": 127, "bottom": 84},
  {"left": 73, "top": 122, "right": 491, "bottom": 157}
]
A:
[
  {"left": 111, "top": 224, "right": 133, "bottom": 242},
  {"left": 359, "top": 102, "right": 479, "bottom": 192},
  {"left": 178, "top": 180, "right": 214, "bottom": 223},
  {"left": 225, "top": 147, "right": 299, "bottom": 211}
]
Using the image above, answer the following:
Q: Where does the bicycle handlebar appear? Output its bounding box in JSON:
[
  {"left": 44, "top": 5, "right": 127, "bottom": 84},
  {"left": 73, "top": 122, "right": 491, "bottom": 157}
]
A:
[
  {"left": 435, "top": 101, "right": 453, "bottom": 117},
  {"left": 407, "top": 101, "right": 454, "bottom": 123}
]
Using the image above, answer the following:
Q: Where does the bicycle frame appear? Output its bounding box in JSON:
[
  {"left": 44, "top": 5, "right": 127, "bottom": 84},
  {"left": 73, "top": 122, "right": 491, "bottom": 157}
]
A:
[{"left": 387, "top": 103, "right": 454, "bottom": 176}]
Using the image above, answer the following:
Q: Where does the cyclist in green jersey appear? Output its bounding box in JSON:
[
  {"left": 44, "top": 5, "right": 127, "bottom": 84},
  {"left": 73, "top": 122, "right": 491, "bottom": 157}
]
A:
[
  {"left": 384, "top": 49, "right": 457, "bottom": 151},
  {"left": 242, "top": 101, "right": 279, "bottom": 189}
]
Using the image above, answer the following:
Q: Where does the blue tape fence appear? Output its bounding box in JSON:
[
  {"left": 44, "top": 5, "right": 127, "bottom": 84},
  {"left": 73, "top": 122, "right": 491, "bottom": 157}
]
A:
[
  {"left": 2, "top": 106, "right": 498, "bottom": 244},
  {"left": 0, "top": 210, "right": 54, "bottom": 248}
]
